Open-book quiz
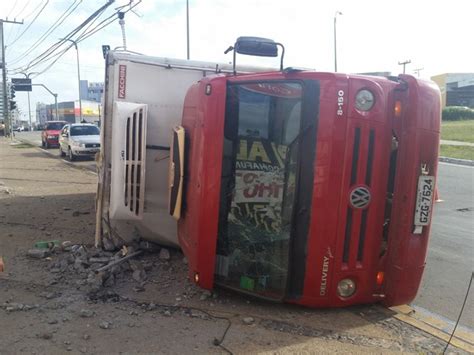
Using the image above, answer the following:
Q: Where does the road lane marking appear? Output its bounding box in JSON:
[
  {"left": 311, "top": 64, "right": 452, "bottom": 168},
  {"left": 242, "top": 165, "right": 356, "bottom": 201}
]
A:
[{"left": 439, "top": 162, "right": 474, "bottom": 169}]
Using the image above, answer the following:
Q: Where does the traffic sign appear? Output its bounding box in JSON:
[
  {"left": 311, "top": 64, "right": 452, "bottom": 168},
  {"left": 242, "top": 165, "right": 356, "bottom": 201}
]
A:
[{"left": 12, "top": 78, "right": 32, "bottom": 91}]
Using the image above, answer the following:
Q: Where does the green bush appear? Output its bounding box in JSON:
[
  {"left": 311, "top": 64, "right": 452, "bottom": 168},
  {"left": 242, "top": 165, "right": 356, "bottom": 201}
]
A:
[{"left": 442, "top": 106, "right": 474, "bottom": 121}]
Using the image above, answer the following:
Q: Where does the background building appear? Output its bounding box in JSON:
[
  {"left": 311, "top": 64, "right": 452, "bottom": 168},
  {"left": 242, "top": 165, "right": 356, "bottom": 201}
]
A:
[
  {"left": 36, "top": 103, "right": 48, "bottom": 127},
  {"left": 80, "top": 80, "right": 104, "bottom": 103},
  {"left": 431, "top": 73, "right": 474, "bottom": 108},
  {"left": 43, "top": 100, "right": 101, "bottom": 124}
]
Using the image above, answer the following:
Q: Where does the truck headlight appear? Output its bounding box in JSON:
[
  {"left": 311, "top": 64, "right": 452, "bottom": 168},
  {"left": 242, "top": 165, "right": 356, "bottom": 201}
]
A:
[
  {"left": 337, "top": 278, "right": 356, "bottom": 298},
  {"left": 71, "top": 141, "right": 83, "bottom": 147},
  {"left": 355, "top": 89, "right": 375, "bottom": 111}
]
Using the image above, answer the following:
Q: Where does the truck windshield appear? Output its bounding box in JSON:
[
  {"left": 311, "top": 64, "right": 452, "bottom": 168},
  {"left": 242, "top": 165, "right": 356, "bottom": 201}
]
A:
[
  {"left": 70, "top": 125, "right": 100, "bottom": 136},
  {"left": 216, "top": 81, "right": 309, "bottom": 299},
  {"left": 46, "top": 122, "right": 66, "bottom": 130}
]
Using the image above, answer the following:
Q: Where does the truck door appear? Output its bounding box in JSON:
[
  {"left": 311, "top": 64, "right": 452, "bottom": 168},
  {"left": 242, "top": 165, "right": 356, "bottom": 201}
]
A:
[{"left": 215, "top": 80, "right": 319, "bottom": 300}]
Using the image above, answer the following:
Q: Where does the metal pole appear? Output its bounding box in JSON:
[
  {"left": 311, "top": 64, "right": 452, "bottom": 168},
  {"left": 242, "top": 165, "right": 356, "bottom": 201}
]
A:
[
  {"left": 1, "top": 21, "right": 9, "bottom": 137},
  {"left": 1, "top": 18, "right": 23, "bottom": 138},
  {"left": 54, "top": 94, "right": 58, "bottom": 120},
  {"left": 66, "top": 39, "right": 83, "bottom": 122},
  {"left": 186, "top": 0, "right": 190, "bottom": 60},
  {"left": 334, "top": 11, "right": 342, "bottom": 72},
  {"left": 27, "top": 90, "right": 32, "bottom": 130}
]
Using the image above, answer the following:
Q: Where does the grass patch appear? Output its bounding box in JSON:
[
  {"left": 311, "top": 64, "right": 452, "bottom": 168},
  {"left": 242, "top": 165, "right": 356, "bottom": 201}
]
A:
[
  {"left": 440, "top": 145, "right": 474, "bottom": 160},
  {"left": 441, "top": 120, "right": 474, "bottom": 143}
]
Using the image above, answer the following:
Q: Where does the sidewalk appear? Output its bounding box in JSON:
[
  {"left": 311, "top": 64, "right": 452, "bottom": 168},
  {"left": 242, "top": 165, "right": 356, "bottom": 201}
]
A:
[{"left": 0, "top": 137, "right": 471, "bottom": 354}]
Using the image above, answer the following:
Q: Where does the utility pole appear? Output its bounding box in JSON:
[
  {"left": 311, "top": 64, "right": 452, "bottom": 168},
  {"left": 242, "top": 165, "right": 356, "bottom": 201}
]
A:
[
  {"left": 20, "top": 72, "right": 36, "bottom": 131},
  {"left": 398, "top": 60, "right": 411, "bottom": 74},
  {"left": 1, "top": 18, "right": 23, "bottom": 137},
  {"left": 64, "top": 39, "right": 83, "bottom": 122},
  {"left": 186, "top": 0, "right": 190, "bottom": 60},
  {"left": 413, "top": 67, "right": 424, "bottom": 77},
  {"left": 334, "top": 11, "right": 343, "bottom": 72}
]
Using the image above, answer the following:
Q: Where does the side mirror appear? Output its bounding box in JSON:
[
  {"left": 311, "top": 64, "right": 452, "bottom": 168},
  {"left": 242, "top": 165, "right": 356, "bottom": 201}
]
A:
[{"left": 224, "top": 36, "right": 285, "bottom": 74}]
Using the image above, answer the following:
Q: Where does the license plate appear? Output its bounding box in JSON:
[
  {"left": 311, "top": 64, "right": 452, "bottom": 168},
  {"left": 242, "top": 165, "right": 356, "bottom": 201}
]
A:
[{"left": 414, "top": 175, "right": 435, "bottom": 226}]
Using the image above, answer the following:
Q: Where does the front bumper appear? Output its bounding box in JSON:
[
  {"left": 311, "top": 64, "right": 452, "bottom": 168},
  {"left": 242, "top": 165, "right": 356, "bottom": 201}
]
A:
[
  {"left": 71, "top": 147, "right": 100, "bottom": 156},
  {"left": 46, "top": 137, "right": 59, "bottom": 146}
]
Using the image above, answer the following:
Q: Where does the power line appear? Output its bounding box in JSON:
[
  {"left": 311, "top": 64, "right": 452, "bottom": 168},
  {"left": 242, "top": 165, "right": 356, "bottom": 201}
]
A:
[
  {"left": 7, "top": 0, "right": 50, "bottom": 49},
  {"left": 6, "top": 0, "right": 20, "bottom": 19},
  {"left": 32, "top": 3, "right": 139, "bottom": 78},
  {"left": 8, "top": 0, "right": 83, "bottom": 66},
  {"left": 5, "top": 0, "right": 32, "bottom": 43},
  {"left": 10, "top": 0, "right": 115, "bottom": 75}
]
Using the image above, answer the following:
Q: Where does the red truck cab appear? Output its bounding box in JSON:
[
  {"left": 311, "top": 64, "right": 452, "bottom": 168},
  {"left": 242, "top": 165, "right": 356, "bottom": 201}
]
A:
[
  {"left": 169, "top": 37, "right": 440, "bottom": 308},
  {"left": 42, "top": 121, "right": 68, "bottom": 148},
  {"left": 173, "top": 70, "right": 440, "bottom": 308}
]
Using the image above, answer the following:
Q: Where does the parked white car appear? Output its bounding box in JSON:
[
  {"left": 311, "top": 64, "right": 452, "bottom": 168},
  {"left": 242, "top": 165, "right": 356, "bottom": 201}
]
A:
[{"left": 59, "top": 123, "right": 100, "bottom": 161}]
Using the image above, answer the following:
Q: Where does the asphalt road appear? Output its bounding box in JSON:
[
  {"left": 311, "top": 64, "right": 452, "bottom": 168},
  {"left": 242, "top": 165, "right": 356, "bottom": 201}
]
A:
[
  {"left": 13, "top": 131, "right": 96, "bottom": 172},
  {"left": 414, "top": 162, "right": 474, "bottom": 329},
  {"left": 11, "top": 131, "right": 474, "bottom": 328}
]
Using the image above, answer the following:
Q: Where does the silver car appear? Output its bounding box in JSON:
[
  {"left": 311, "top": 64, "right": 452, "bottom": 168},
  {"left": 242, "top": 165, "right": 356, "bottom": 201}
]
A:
[{"left": 59, "top": 123, "right": 100, "bottom": 161}]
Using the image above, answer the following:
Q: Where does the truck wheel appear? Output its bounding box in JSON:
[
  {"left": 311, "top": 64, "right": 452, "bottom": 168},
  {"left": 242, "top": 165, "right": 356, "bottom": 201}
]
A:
[{"left": 68, "top": 147, "right": 76, "bottom": 161}]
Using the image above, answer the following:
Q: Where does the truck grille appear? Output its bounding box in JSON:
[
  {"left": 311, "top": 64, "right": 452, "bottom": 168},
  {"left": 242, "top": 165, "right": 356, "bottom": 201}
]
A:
[
  {"left": 342, "top": 127, "right": 376, "bottom": 264},
  {"left": 124, "top": 108, "right": 145, "bottom": 216}
]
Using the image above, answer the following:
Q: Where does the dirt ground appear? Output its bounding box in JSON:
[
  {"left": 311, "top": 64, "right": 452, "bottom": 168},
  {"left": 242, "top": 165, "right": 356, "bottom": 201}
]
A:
[{"left": 0, "top": 137, "right": 461, "bottom": 354}]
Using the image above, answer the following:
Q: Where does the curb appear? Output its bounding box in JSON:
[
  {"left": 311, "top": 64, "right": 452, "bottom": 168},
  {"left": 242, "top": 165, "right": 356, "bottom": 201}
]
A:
[
  {"left": 390, "top": 305, "right": 474, "bottom": 353},
  {"left": 439, "top": 156, "right": 474, "bottom": 167}
]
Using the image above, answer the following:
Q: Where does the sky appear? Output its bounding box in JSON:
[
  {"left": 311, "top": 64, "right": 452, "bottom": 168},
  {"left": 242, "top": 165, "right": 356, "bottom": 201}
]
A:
[{"left": 1, "top": 0, "right": 473, "bottom": 121}]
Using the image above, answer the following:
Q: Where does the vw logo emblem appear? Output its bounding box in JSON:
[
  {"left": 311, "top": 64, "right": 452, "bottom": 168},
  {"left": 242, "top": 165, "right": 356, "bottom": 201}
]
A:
[{"left": 349, "top": 186, "right": 371, "bottom": 209}]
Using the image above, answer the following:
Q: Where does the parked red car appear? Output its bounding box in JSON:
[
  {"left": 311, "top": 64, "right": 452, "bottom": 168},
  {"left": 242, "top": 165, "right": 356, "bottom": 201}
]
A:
[{"left": 41, "top": 121, "right": 68, "bottom": 148}]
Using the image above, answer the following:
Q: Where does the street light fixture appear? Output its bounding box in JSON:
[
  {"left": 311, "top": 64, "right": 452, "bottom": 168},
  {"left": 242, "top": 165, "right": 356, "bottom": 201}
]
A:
[
  {"left": 334, "top": 11, "right": 343, "bottom": 72},
  {"left": 64, "top": 38, "right": 83, "bottom": 122}
]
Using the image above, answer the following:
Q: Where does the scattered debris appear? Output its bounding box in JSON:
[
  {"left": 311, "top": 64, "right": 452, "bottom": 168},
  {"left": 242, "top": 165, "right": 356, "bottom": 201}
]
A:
[
  {"left": 200, "top": 290, "right": 212, "bottom": 301},
  {"left": 139, "top": 240, "right": 160, "bottom": 252},
  {"left": 38, "top": 332, "right": 53, "bottom": 340},
  {"left": 72, "top": 211, "right": 90, "bottom": 217},
  {"left": 34, "top": 240, "right": 60, "bottom": 249},
  {"left": 27, "top": 249, "right": 51, "bottom": 259},
  {"left": 242, "top": 317, "right": 255, "bottom": 325},
  {"left": 99, "top": 321, "right": 112, "bottom": 329},
  {"left": 159, "top": 248, "right": 171, "bottom": 261},
  {"left": 80, "top": 309, "right": 95, "bottom": 318}
]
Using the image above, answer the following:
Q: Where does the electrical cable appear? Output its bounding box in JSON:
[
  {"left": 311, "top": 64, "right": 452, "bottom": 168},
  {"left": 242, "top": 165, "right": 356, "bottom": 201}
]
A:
[
  {"left": 8, "top": 0, "right": 83, "bottom": 66},
  {"left": 7, "top": 0, "right": 50, "bottom": 49},
  {"left": 5, "top": 0, "right": 33, "bottom": 44},
  {"left": 443, "top": 272, "right": 474, "bottom": 354},
  {"left": 6, "top": 0, "right": 19, "bottom": 18},
  {"left": 119, "top": 296, "right": 234, "bottom": 355},
  {"left": 10, "top": 0, "right": 115, "bottom": 75},
  {"left": 29, "top": 1, "right": 142, "bottom": 78}
]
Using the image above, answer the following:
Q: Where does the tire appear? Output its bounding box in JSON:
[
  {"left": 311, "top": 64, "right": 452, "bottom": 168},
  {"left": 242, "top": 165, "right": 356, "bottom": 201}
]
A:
[
  {"left": 68, "top": 147, "right": 76, "bottom": 161},
  {"left": 59, "top": 145, "right": 66, "bottom": 157}
]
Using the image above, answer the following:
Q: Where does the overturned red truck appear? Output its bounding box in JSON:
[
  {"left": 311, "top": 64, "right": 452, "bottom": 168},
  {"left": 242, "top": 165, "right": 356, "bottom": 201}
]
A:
[{"left": 97, "top": 37, "right": 441, "bottom": 308}]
